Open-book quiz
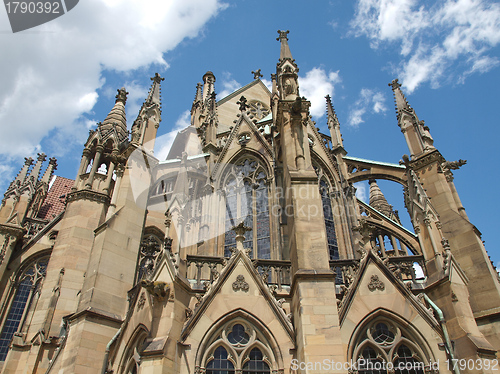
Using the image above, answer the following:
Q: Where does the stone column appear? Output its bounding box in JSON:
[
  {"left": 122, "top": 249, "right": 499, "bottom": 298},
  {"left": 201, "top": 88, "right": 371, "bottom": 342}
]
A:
[{"left": 85, "top": 145, "right": 103, "bottom": 189}]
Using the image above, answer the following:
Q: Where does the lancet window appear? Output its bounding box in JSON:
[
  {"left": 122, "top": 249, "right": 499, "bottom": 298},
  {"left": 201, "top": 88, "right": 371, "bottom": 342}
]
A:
[
  {"left": 0, "top": 255, "right": 49, "bottom": 361},
  {"left": 202, "top": 321, "right": 272, "bottom": 374},
  {"left": 223, "top": 159, "right": 271, "bottom": 259},
  {"left": 353, "top": 319, "right": 428, "bottom": 374},
  {"left": 313, "top": 162, "right": 339, "bottom": 261}
]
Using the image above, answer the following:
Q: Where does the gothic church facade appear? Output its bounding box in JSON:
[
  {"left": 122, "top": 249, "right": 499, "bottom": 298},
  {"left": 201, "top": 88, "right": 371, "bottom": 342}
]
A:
[{"left": 0, "top": 31, "right": 499, "bottom": 374}]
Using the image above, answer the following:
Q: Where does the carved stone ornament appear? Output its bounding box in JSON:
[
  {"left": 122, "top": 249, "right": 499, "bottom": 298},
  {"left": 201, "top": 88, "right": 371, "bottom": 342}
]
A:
[
  {"left": 140, "top": 279, "right": 170, "bottom": 300},
  {"left": 368, "top": 275, "right": 385, "bottom": 292},
  {"left": 137, "top": 292, "right": 146, "bottom": 311},
  {"left": 232, "top": 275, "right": 249, "bottom": 292}
]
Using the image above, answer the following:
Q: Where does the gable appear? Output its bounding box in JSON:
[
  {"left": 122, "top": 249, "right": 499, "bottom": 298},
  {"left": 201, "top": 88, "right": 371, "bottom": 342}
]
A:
[
  {"left": 340, "top": 252, "right": 441, "bottom": 348},
  {"left": 217, "top": 80, "right": 271, "bottom": 133},
  {"left": 181, "top": 252, "right": 293, "bottom": 344}
]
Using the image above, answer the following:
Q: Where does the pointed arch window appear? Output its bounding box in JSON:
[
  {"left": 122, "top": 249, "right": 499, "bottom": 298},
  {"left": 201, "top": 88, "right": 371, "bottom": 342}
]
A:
[
  {"left": 223, "top": 159, "right": 271, "bottom": 259},
  {"left": 0, "top": 256, "right": 48, "bottom": 361},
  {"left": 353, "top": 319, "right": 428, "bottom": 374},
  {"left": 200, "top": 320, "right": 274, "bottom": 374},
  {"left": 206, "top": 346, "right": 235, "bottom": 374},
  {"left": 319, "top": 179, "right": 339, "bottom": 260}
]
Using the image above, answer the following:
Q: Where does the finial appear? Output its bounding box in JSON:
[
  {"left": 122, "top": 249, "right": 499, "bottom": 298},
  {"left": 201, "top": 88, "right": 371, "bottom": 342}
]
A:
[
  {"left": 251, "top": 69, "right": 263, "bottom": 79},
  {"left": 24, "top": 157, "right": 34, "bottom": 166},
  {"left": 236, "top": 96, "right": 249, "bottom": 112},
  {"left": 389, "top": 79, "right": 402, "bottom": 90},
  {"left": 389, "top": 78, "right": 411, "bottom": 115},
  {"left": 151, "top": 72, "right": 164, "bottom": 84},
  {"left": 276, "top": 30, "right": 289, "bottom": 41},
  {"left": 115, "top": 87, "right": 129, "bottom": 103}
]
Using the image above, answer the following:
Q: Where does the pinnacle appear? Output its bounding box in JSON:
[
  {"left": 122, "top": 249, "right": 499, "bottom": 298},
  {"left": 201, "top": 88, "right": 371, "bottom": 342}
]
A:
[
  {"left": 101, "top": 87, "right": 128, "bottom": 135},
  {"left": 146, "top": 73, "right": 164, "bottom": 107},
  {"left": 277, "top": 30, "right": 293, "bottom": 60},
  {"left": 389, "top": 78, "right": 411, "bottom": 118},
  {"left": 369, "top": 179, "right": 392, "bottom": 217}
]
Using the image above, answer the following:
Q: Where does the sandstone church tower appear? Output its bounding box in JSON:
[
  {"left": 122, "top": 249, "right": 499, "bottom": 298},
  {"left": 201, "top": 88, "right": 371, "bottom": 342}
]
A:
[{"left": 0, "top": 31, "right": 499, "bottom": 374}]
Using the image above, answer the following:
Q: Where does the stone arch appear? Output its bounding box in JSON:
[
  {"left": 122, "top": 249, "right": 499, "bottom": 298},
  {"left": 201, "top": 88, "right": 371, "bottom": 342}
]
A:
[
  {"left": 117, "top": 324, "right": 149, "bottom": 374},
  {"left": 311, "top": 151, "right": 341, "bottom": 192},
  {"left": 348, "top": 308, "right": 436, "bottom": 366},
  {"left": 217, "top": 150, "right": 272, "bottom": 191},
  {"left": 195, "top": 308, "right": 284, "bottom": 372}
]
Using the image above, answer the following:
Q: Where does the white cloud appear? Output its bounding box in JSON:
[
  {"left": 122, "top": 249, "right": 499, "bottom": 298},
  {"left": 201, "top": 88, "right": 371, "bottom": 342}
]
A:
[
  {"left": 155, "top": 110, "right": 191, "bottom": 160},
  {"left": 354, "top": 181, "right": 368, "bottom": 202},
  {"left": 299, "top": 68, "right": 341, "bottom": 118},
  {"left": 348, "top": 88, "right": 387, "bottom": 127},
  {"left": 261, "top": 78, "right": 273, "bottom": 92},
  {"left": 218, "top": 72, "right": 241, "bottom": 99},
  {"left": 350, "top": 0, "right": 500, "bottom": 92},
  {"left": 0, "top": 0, "right": 227, "bottom": 160}
]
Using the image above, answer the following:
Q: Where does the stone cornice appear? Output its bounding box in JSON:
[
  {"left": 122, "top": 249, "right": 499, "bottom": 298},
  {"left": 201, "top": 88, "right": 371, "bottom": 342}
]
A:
[
  {"left": 66, "top": 189, "right": 111, "bottom": 205},
  {"left": 409, "top": 150, "right": 444, "bottom": 171},
  {"left": 0, "top": 223, "right": 25, "bottom": 237}
]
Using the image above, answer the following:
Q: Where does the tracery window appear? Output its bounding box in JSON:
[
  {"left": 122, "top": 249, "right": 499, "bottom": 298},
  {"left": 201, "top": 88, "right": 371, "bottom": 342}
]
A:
[
  {"left": 313, "top": 162, "right": 339, "bottom": 263},
  {"left": 319, "top": 179, "right": 339, "bottom": 261},
  {"left": 202, "top": 321, "right": 272, "bottom": 374},
  {"left": 119, "top": 327, "right": 148, "bottom": 374},
  {"left": 353, "top": 319, "right": 427, "bottom": 374},
  {"left": 136, "top": 232, "right": 163, "bottom": 282},
  {"left": 0, "top": 256, "right": 49, "bottom": 361},
  {"left": 223, "top": 159, "right": 271, "bottom": 259}
]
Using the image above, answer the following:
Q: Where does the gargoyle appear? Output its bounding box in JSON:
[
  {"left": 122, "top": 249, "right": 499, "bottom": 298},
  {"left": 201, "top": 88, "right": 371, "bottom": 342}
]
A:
[{"left": 140, "top": 279, "right": 170, "bottom": 300}]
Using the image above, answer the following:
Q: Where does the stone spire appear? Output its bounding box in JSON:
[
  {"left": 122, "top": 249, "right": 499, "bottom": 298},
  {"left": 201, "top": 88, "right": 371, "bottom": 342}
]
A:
[
  {"left": 369, "top": 179, "right": 392, "bottom": 217},
  {"left": 202, "top": 71, "right": 216, "bottom": 102},
  {"left": 12, "top": 157, "right": 33, "bottom": 187},
  {"left": 277, "top": 30, "right": 293, "bottom": 61},
  {"left": 275, "top": 30, "right": 299, "bottom": 101},
  {"left": 389, "top": 79, "right": 411, "bottom": 118},
  {"left": 41, "top": 157, "right": 57, "bottom": 184},
  {"left": 194, "top": 82, "right": 202, "bottom": 103},
  {"left": 389, "top": 79, "right": 435, "bottom": 157},
  {"left": 28, "top": 153, "right": 47, "bottom": 182},
  {"left": 101, "top": 87, "right": 128, "bottom": 135},
  {"left": 145, "top": 73, "right": 164, "bottom": 107},
  {"left": 326, "top": 95, "right": 343, "bottom": 149}
]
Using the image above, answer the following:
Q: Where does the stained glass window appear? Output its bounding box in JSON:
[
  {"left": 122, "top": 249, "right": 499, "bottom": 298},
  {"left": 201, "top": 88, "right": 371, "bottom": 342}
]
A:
[
  {"left": 227, "top": 324, "right": 249, "bottom": 345},
  {"left": 223, "top": 160, "right": 271, "bottom": 259},
  {"left": 372, "top": 323, "right": 395, "bottom": 344},
  {"left": 358, "top": 346, "right": 388, "bottom": 374},
  {"left": 320, "top": 180, "right": 338, "bottom": 261},
  {"left": 255, "top": 181, "right": 270, "bottom": 259},
  {"left": 354, "top": 320, "right": 428, "bottom": 374},
  {"left": 242, "top": 348, "right": 270, "bottom": 374},
  {"left": 206, "top": 346, "right": 235, "bottom": 374},
  {"left": 394, "top": 345, "right": 424, "bottom": 374},
  {"left": 0, "top": 257, "right": 48, "bottom": 361}
]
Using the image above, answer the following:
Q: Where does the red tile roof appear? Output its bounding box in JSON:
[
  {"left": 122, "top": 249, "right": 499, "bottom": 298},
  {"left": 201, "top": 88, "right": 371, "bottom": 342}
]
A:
[{"left": 37, "top": 176, "right": 74, "bottom": 220}]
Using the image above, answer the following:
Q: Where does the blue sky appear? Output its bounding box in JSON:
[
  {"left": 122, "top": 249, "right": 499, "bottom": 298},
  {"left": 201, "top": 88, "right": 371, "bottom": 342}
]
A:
[{"left": 1, "top": 0, "right": 499, "bottom": 267}]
